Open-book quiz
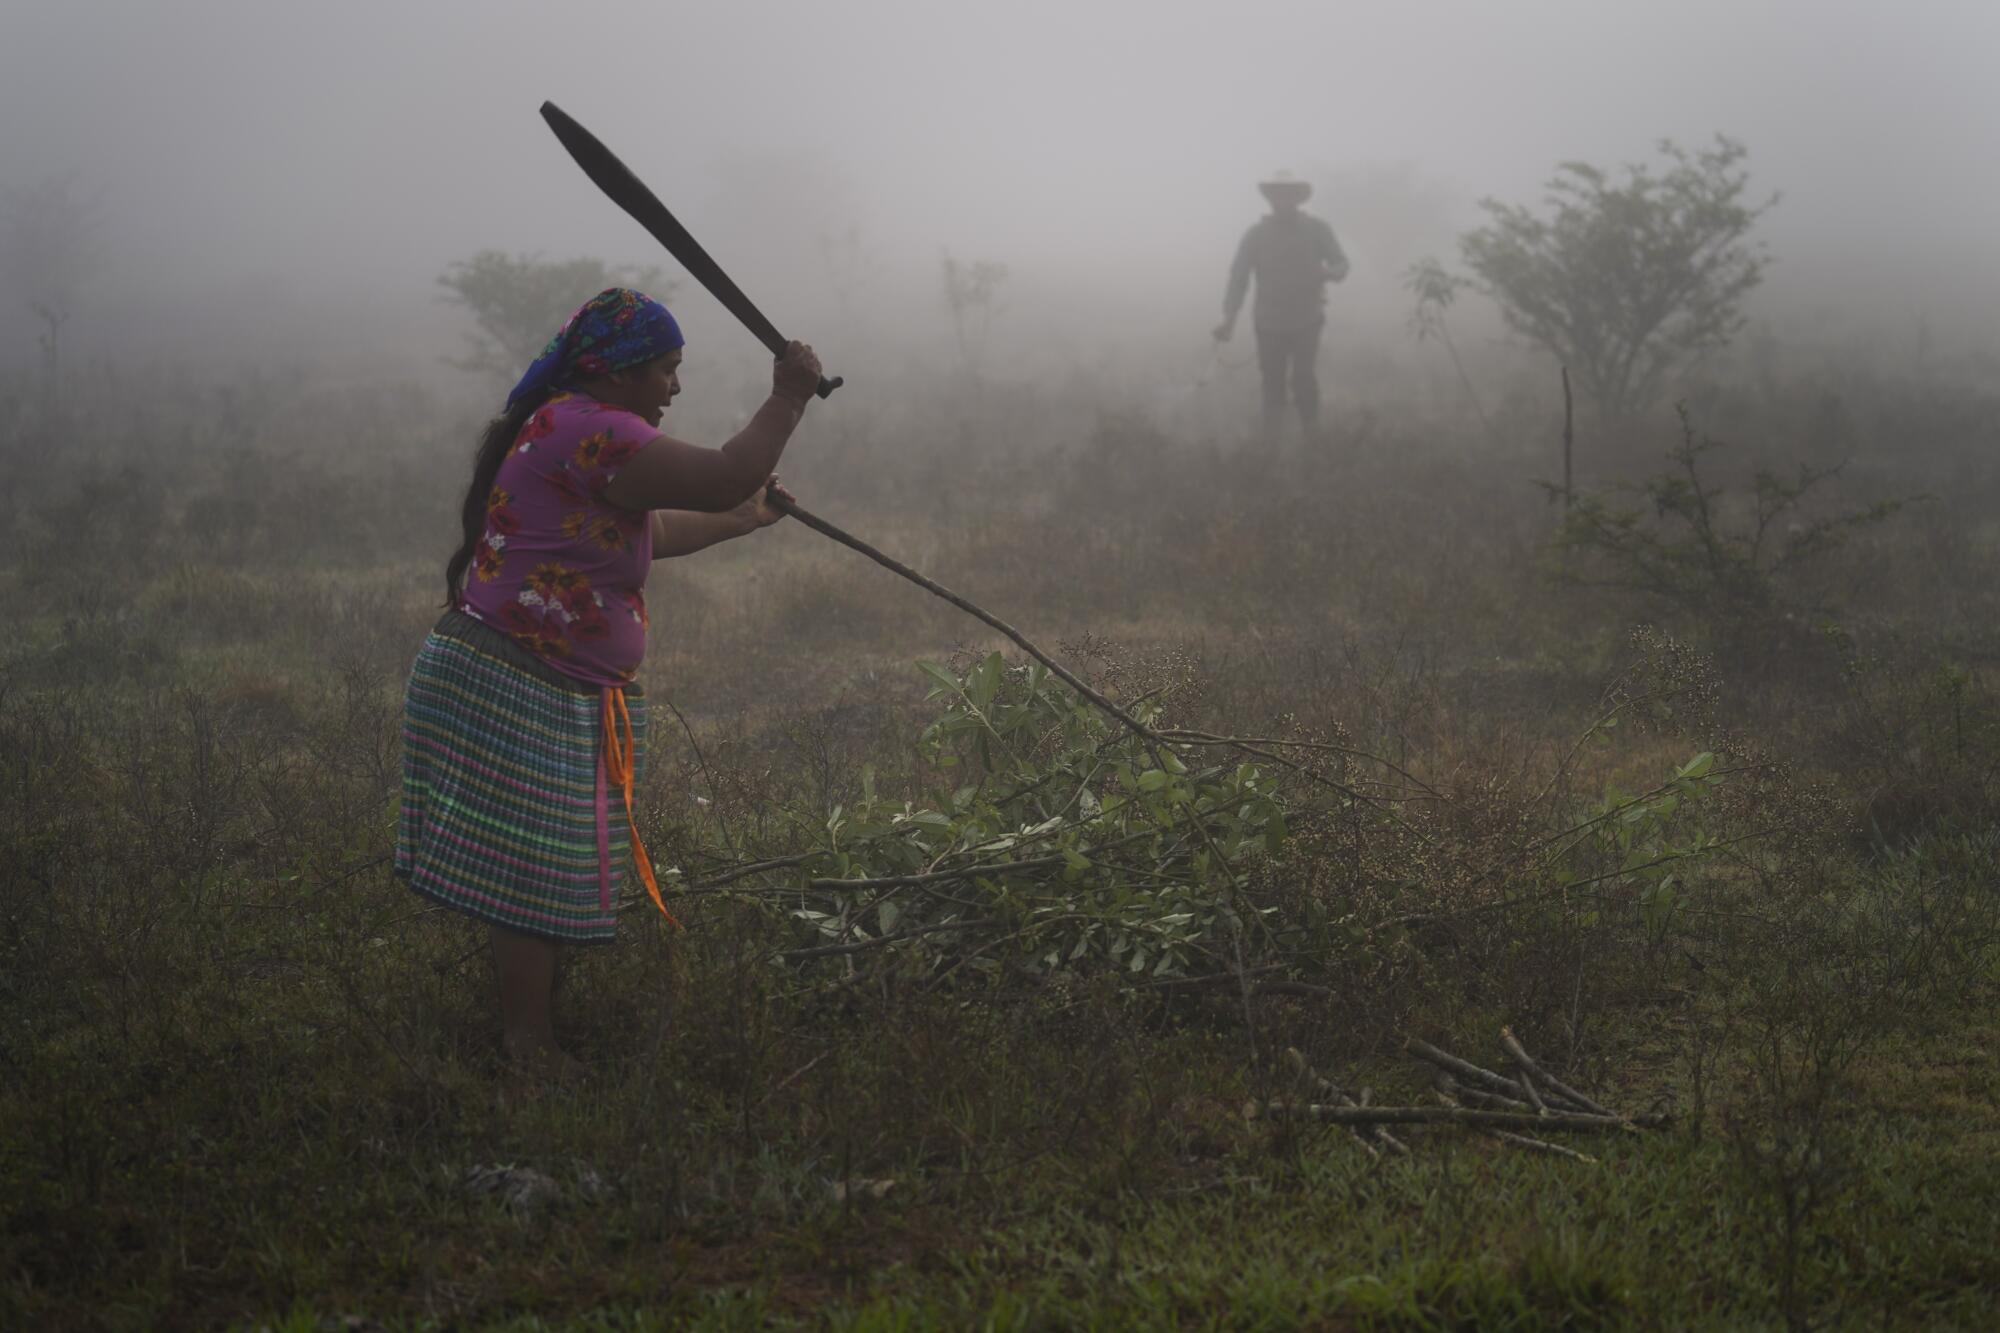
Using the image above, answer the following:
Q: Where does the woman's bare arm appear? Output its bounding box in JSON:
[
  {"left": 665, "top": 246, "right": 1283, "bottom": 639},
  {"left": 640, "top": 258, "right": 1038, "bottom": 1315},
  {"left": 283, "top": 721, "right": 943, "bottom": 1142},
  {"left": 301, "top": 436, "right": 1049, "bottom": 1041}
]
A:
[
  {"left": 602, "top": 341, "right": 821, "bottom": 513},
  {"left": 603, "top": 396, "right": 802, "bottom": 513},
  {"left": 649, "top": 478, "right": 792, "bottom": 558}
]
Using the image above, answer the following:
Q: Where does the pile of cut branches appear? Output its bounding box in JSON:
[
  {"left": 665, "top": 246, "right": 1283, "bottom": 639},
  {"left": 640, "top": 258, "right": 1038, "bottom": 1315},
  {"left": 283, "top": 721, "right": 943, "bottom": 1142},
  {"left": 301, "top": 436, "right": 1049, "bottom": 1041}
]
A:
[
  {"left": 1261, "top": 1028, "right": 1669, "bottom": 1163},
  {"left": 651, "top": 637, "right": 1744, "bottom": 1002},
  {"left": 677, "top": 652, "right": 1297, "bottom": 984}
]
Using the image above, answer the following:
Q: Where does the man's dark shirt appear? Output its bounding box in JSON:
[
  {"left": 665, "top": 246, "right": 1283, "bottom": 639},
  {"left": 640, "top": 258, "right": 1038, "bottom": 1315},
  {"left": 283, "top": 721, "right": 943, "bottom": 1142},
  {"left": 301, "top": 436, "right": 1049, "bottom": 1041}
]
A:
[{"left": 1224, "top": 211, "right": 1349, "bottom": 332}]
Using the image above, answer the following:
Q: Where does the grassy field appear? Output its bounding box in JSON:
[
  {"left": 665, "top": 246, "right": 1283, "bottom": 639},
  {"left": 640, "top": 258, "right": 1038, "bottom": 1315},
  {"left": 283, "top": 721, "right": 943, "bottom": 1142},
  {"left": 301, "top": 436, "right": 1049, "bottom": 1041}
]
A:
[{"left": 3, "top": 359, "right": 1999, "bottom": 1329}]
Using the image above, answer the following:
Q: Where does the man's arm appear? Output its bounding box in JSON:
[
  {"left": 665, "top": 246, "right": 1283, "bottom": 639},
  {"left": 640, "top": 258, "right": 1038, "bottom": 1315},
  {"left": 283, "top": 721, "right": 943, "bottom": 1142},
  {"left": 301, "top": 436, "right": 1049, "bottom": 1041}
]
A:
[
  {"left": 1216, "top": 226, "right": 1257, "bottom": 339},
  {"left": 1318, "top": 219, "right": 1350, "bottom": 283}
]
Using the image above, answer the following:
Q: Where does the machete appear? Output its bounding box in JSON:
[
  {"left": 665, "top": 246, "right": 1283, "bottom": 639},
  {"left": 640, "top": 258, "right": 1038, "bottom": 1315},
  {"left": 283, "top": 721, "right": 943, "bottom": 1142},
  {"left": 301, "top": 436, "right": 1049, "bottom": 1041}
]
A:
[{"left": 540, "top": 100, "right": 842, "bottom": 399}]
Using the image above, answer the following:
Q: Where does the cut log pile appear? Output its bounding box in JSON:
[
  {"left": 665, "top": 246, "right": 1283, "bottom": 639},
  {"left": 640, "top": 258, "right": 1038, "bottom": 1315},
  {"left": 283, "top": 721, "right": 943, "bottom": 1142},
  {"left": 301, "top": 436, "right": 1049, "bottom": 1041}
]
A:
[{"left": 1254, "top": 1027, "right": 1668, "bottom": 1163}]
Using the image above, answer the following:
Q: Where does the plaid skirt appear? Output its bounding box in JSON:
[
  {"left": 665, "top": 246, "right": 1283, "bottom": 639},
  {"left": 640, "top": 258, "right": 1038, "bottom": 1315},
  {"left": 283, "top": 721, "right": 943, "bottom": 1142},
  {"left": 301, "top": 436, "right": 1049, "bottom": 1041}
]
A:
[{"left": 395, "top": 610, "right": 647, "bottom": 944}]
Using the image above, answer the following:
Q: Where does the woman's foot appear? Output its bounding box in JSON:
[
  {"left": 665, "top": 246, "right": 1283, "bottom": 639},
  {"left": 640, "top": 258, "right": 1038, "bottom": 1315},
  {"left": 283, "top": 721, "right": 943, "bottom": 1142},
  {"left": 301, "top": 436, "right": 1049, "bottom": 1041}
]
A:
[
  {"left": 503, "top": 1029, "right": 587, "bottom": 1083},
  {"left": 491, "top": 925, "right": 577, "bottom": 1081}
]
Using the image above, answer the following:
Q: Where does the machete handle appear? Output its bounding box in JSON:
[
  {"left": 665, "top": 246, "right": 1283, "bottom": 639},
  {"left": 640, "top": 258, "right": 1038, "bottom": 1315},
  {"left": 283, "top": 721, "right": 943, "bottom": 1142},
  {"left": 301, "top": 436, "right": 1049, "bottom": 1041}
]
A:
[{"left": 816, "top": 375, "right": 843, "bottom": 399}]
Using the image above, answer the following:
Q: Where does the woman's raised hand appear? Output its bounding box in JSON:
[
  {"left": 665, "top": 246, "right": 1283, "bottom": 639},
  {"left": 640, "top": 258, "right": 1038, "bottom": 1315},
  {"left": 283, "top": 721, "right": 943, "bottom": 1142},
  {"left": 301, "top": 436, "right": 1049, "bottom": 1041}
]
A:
[{"left": 773, "top": 341, "right": 823, "bottom": 405}]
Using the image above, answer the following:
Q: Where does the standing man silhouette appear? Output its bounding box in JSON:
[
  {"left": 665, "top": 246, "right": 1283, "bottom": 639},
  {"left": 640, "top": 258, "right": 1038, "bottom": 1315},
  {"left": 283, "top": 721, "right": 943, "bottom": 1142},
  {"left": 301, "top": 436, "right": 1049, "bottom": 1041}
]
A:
[{"left": 1213, "top": 171, "right": 1350, "bottom": 443}]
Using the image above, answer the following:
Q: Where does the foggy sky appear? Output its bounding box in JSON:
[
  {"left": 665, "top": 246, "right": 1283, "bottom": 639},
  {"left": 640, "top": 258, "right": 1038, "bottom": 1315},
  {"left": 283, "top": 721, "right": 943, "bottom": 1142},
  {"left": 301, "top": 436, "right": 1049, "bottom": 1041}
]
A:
[{"left": 6, "top": 0, "right": 2000, "bottom": 378}]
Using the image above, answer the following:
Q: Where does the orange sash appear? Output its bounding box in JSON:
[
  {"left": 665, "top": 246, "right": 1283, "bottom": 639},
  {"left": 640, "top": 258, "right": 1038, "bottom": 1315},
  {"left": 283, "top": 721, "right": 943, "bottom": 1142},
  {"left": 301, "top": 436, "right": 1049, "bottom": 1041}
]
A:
[{"left": 602, "top": 686, "right": 680, "bottom": 929}]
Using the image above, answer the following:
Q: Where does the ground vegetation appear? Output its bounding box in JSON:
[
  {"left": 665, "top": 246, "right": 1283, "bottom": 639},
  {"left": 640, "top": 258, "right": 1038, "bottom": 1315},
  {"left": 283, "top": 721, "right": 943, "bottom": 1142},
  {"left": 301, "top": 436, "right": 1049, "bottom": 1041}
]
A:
[{"left": 2, "top": 332, "right": 1998, "bottom": 1329}]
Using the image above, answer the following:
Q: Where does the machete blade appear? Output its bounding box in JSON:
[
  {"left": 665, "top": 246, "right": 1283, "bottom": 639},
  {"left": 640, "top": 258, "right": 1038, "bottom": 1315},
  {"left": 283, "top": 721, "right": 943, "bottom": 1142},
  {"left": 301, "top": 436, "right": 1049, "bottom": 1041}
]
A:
[{"left": 539, "top": 100, "right": 841, "bottom": 398}]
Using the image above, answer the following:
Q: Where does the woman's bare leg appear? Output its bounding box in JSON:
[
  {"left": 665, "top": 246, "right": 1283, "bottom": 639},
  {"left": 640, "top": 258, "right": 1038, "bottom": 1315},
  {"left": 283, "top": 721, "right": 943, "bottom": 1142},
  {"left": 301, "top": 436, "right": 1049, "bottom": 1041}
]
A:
[{"left": 490, "top": 924, "right": 579, "bottom": 1075}]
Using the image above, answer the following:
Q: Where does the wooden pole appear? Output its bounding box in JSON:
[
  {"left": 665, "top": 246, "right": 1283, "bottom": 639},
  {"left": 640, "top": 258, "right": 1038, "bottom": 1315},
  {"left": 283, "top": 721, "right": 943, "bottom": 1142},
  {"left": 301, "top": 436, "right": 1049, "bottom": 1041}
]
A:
[
  {"left": 1258, "top": 1102, "right": 1666, "bottom": 1132},
  {"left": 769, "top": 493, "right": 1156, "bottom": 741}
]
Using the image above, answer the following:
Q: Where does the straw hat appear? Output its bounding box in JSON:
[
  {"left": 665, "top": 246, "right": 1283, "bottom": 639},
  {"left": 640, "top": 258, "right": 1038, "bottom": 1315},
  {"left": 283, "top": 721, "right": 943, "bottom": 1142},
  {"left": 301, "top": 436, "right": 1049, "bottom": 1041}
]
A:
[{"left": 1258, "top": 170, "right": 1312, "bottom": 204}]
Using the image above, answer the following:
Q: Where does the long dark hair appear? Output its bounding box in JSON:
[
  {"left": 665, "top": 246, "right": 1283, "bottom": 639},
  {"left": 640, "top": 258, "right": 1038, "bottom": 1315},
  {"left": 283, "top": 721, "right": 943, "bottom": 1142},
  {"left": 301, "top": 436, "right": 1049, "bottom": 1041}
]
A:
[{"left": 442, "top": 389, "right": 548, "bottom": 608}]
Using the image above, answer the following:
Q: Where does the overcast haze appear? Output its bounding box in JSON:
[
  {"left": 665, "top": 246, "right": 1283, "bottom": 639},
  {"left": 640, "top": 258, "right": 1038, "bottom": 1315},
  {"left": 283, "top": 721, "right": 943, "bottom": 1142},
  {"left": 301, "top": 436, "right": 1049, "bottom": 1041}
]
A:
[{"left": 7, "top": 0, "right": 2000, "bottom": 384}]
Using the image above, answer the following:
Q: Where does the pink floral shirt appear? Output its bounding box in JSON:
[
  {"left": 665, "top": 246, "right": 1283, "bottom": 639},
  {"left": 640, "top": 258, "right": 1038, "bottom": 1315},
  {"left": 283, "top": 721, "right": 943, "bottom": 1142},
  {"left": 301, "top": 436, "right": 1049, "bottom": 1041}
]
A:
[{"left": 459, "top": 392, "right": 656, "bottom": 686}]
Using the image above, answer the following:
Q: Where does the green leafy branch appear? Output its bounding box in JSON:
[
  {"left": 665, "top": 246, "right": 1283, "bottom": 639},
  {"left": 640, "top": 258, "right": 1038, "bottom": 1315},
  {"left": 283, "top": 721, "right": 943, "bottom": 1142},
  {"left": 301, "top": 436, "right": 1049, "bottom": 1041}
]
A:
[{"left": 765, "top": 654, "right": 1296, "bottom": 984}]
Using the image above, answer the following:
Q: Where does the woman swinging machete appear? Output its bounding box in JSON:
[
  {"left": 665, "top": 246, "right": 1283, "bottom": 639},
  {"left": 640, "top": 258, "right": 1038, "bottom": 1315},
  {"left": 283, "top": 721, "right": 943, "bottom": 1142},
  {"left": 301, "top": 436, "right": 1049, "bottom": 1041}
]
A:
[{"left": 396, "top": 285, "right": 823, "bottom": 1079}]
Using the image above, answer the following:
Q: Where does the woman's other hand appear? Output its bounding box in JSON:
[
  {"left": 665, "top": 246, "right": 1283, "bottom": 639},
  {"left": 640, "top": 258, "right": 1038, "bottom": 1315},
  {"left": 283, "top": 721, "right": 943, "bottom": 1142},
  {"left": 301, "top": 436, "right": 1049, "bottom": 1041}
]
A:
[
  {"left": 737, "top": 475, "right": 795, "bottom": 530},
  {"left": 773, "top": 341, "right": 823, "bottom": 405}
]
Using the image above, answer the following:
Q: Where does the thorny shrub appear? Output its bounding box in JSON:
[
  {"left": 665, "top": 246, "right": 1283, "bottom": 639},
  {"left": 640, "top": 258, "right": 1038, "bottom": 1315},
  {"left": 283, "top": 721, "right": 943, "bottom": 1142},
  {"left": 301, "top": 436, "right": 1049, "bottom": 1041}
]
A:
[
  {"left": 1817, "top": 621, "right": 2000, "bottom": 844},
  {"left": 1546, "top": 407, "right": 1915, "bottom": 630}
]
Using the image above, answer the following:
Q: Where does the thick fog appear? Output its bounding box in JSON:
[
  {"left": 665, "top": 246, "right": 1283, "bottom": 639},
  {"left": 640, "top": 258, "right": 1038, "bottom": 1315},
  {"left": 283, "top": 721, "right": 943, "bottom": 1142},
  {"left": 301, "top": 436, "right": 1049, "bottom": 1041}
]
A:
[{"left": 6, "top": 0, "right": 1999, "bottom": 399}]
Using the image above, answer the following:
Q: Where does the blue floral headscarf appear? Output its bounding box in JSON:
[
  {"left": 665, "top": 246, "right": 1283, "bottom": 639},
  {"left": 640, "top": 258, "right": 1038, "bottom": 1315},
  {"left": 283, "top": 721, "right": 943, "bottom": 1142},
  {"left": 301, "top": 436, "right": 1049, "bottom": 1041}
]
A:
[{"left": 506, "top": 287, "right": 684, "bottom": 412}]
